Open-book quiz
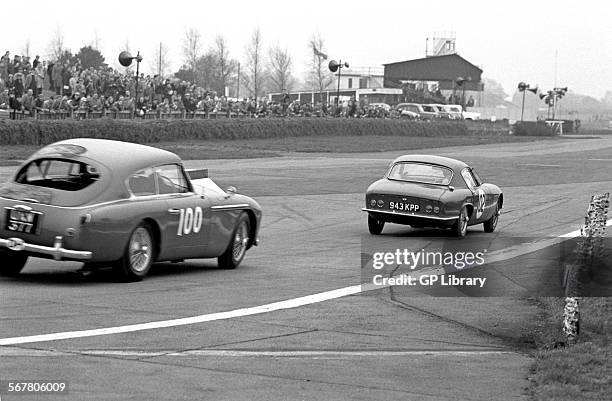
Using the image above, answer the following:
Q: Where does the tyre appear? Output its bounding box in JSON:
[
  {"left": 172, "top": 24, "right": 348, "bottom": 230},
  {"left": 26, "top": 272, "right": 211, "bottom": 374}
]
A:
[
  {"left": 218, "top": 212, "right": 250, "bottom": 270},
  {"left": 0, "top": 251, "right": 28, "bottom": 276},
  {"left": 484, "top": 204, "right": 500, "bottom": 233},
  {"left": 113, "top": 222, "right": 155, "bottom": 282},
  {"left": 368, "top": 214, "right": 385, "bottom": 235},
  {"left": 452, "top": 207, "right": 469, "bottom": 237}
]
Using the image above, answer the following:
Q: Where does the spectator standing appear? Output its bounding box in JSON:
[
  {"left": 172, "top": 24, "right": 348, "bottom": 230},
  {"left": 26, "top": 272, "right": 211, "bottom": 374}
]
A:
[
  {"left": 25, "top": 70, "right": 37, "bottom": 95},
  {"left": 21, "top": 89, "right": 34, "bottom": 117},
  {"left": 13, "top": 73, "right": 25, "bottom": 97},
  {"left": 52, "top": 63, "right": 63, "bottom": 95},
  {"left": 32, "top": 55, "right": 41, "bottom": 69}
]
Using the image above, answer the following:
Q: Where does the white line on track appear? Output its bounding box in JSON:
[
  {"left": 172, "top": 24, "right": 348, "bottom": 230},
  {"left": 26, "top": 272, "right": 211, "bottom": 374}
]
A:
[
  {"left": 517, "top": 163, "right": 562, "bottom": 167},
  {"left": 0, "top": 348, "right": 513, "bottom": 358},
  {"left": 1, "top": 218, "right": 611, "bottom": 346}
]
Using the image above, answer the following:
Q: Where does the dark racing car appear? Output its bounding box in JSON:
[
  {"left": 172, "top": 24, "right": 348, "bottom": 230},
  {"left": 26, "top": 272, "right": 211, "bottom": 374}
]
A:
[{"left": 363, "top": 155, "right": 503, "bottom": 237}]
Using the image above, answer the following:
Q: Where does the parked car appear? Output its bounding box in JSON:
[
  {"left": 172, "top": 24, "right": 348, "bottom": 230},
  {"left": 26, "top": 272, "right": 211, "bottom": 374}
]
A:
[
  {"left": 363, "top": 155, "right": 503, "bottom": 237},
  {"left": 442, "top": 104, "right": 481, "bottom": 120},
  {"left": 395, "top": 103, "right": 439, "bottom": 120},
  {"left": 395, "top": 103, "right": 420, "bottom": 120},
  {"left": 0, "top": 138, "right": 262, "bottom": 281},
  {"left": 431, "top": 104, "right": 457, "bottom": 120}
]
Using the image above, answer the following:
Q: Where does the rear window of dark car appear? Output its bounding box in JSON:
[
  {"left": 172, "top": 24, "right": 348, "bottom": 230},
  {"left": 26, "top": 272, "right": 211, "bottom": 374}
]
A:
[
  {"left": 388, "top": 162, "right": 453, "bottom": 185},
  {"left": 15, "top": 158, "right": 100, "bottom": 191}
]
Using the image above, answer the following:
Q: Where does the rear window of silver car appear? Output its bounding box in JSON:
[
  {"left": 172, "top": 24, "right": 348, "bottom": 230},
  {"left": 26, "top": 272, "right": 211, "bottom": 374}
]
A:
[
  {"left": 15, "top": 158, "right": 100, "bottom": 191},
  {"left": 388, "top": 162, "right": 452, "bottom": 185}
]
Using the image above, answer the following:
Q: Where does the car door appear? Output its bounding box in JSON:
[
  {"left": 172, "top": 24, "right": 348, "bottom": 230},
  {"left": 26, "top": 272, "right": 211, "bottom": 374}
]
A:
[
  {"left": 461, "top": 168, "right": 492, "bottom": 223},
  {"left": 470, "top": 168, "right": 496, "bottom": 221},
  {"left": 154, "top": 163, "right": 212, "bottom": 260}
]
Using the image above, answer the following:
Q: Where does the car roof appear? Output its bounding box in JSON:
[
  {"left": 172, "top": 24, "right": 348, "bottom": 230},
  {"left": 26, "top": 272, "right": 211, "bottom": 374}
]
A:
[
  {"left": 32, "top": 138, "right": 182, "bottom": 172},
  {"left": 392, "top": 155, "right": 469, "bottom": 170}
]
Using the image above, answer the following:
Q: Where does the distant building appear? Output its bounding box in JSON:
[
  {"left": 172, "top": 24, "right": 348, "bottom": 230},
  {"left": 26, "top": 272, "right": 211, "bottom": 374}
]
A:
[
  {"left": 383, "top": 54, "right": 484, "bottom": 106},
  {"left": 268, "top": 66, "right": 402, "bottom": 105}
]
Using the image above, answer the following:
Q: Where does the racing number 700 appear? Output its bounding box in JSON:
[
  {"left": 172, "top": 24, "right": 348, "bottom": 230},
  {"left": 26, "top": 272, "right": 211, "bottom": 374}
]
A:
[{"left": 176, "top": 207, "right": 203, "bottom": 236}]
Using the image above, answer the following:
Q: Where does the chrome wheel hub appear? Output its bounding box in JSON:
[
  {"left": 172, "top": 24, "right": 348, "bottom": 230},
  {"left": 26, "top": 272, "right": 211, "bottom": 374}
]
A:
[{"left": 129, "top": 227, "right": 152, "bottom": 272}]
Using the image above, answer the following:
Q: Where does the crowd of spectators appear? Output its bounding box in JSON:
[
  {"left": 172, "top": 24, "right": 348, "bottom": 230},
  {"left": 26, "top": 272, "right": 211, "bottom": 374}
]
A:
[{"left": 0, "top": 50, "right": 427, "bottom": 120}]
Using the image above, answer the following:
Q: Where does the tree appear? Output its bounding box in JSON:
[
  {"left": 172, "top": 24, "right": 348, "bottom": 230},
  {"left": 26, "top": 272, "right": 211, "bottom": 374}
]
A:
[
  {"left": 212, "top": 35, "right": 237, "bottom": 96},
  {"left": 150, "top": 42, "right": 171, "bottom": 77},
  {"left": 483, "top": 78, "right": 508, "bottom": 100},
  {"left": 75, "top": 46, "right": 106, "bottom": 69},
  {"left": 267, "top": 45, "right": 294, "bottom": 93},
  {"left": 243, "top": 27, "right": 266, "bottom": 98},
  {"left": 306, "top": 34, "right": 334, "bottom": 99},
  {"left": 183, "top": 28, "right": 202, "bottom": 84},
  {"left": 91, "top": 30, "right": 101, "bottom": 50},
  {"left": 195, "top": 51, "right": 217, "bottom": 89},
  {"left": 47, "top": 27, "right": 65, "bottom": 61},
  {"left": 22, "top": 38, "right": 31, "bottom": 58}
]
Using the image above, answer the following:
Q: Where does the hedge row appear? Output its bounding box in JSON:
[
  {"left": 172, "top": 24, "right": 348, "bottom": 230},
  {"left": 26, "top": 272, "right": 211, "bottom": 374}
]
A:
[{"left": 0, "top": 118, "right": 508, "bottom": 146}]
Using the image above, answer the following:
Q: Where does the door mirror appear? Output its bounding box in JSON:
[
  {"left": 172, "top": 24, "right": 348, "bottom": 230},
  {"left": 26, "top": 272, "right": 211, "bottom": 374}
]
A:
[{"left": 225, "top": 186, "right": 237, "bottom": 195}]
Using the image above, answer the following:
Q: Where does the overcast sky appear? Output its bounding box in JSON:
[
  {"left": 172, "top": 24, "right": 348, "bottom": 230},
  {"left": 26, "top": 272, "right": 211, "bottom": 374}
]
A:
[{"left": 5, "top": 0, "right": 611, "bottom": 99}]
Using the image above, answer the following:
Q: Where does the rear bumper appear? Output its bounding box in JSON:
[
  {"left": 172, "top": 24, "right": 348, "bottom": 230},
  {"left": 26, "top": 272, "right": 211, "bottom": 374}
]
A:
[
  {"left": 0, "top": 235, "right": 92, "bottom": 261},
  {"left": 362, "top": 208, "right": 458, "bottom": 227}
]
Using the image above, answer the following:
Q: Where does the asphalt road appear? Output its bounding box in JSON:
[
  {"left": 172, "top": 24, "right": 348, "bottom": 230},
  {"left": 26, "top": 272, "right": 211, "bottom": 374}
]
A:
[{"left": 1, "top": 135, "right": 612, "bottom": 400}]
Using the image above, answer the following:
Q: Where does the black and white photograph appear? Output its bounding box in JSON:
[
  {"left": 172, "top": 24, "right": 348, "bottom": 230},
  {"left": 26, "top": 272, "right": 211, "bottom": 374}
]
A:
[{"left": 0, "top": 1, "right": 611, "bottom": 399}]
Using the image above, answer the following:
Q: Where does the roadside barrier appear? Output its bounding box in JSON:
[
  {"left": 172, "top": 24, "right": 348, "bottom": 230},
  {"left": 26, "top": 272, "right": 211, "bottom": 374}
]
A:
[{"left": 562, "top": 192, "right": 610, "bottom": 345}]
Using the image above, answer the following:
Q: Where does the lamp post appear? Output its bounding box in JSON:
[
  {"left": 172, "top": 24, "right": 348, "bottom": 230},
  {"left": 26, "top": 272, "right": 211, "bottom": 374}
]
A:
[
  {"left": 118, "top": 50, "right": 143, "bottom": 108},
  {"left": 328, "top": 59, "right": 349, "bottom": 114}
]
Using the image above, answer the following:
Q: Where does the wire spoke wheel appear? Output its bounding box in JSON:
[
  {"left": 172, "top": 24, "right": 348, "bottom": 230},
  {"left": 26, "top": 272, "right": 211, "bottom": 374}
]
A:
[
  {"left": 129, "top": 227, "right": 152, "bottom": 273},
  {"left": 232, "top": 221, "right": 249, "bottom": 262},
  {"left": 219, "top": 212, "right": 251, "bottom": 270},
  {"left": 114, "top": 222, "right": 155, "bottom": 281}
]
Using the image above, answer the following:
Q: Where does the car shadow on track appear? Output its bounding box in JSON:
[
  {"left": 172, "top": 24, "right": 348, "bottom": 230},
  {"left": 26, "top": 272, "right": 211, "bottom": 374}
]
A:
[{"left": 7, "top": 260, "right": 228, "bottom": 285}]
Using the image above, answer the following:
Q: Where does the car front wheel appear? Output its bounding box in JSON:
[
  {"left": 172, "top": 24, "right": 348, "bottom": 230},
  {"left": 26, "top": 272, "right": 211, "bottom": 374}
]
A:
[
  {"left": 114, "top": 222, "right": 155, "bottom": 282},
  {"left": 0, "top": 251, "right": 28, "bottom": 276},
  {"left": 452, "top": 207, "right": 469, "bottom": 237},
  {"left": 219, "top": 212, "right": 250, "bottom": 269},
  {"left": 368, "top": 214, "right": 385, "bottom": 235}
]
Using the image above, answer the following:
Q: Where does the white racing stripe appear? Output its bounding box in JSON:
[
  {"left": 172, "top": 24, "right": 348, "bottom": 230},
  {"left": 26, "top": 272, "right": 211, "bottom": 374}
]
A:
[{"left": 1, "top": 218, "right": 611, "bottom": 346}]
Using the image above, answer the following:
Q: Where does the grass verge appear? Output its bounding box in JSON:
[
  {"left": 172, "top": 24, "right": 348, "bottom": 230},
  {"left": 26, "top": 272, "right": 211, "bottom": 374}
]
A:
[
  {"left": 0, "top": 134, "right": 556, "bottom": 166},
  {"left": 528, "top": 297, "right": 612, "bottom": 400}
]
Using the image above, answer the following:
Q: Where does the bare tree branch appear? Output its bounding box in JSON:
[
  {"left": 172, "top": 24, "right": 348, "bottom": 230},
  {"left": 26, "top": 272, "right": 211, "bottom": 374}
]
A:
[
  {"left": 183, "top": 28, "right": 202, "bottom": 84},
  {"left": 268, "top": 45, "right": 294, "bottom": 93},
  {"left": 243, "top": 27, "right": 266, "bottom": 98}
]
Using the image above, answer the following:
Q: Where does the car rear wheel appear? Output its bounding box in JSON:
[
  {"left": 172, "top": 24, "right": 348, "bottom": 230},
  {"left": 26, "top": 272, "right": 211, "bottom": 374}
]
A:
[
  {"left": 0, "top": 251, "right": 28, "bottom": 276},
  {"left": 452, "top": 207, "right": 469, "bottom": 237},
  {"left": 484, "top": 204, "right": 500, "bottom": 233},
  {"left": 114, "top": 222, "right": 155, "bottom": 282},
  {"left": 219, "top": 212, "right": 250, "bottom": 270},
  {"left": 368, "top": 214, "right": 385, "bottom": 235}
]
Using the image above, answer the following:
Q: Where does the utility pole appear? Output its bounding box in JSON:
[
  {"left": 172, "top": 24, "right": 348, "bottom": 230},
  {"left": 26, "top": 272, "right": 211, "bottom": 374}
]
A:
[
  {"left": 236, "top": 62, "right": 240, "bottom": 99},
  {"left": 158, "top": 42, "right": 162, "bottom": 77}
]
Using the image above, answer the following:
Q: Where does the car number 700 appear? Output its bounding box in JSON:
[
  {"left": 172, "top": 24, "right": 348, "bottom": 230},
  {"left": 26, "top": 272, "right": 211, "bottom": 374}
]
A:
[{"left": 177, "top": 207, "right": 203, "bottom": 236}]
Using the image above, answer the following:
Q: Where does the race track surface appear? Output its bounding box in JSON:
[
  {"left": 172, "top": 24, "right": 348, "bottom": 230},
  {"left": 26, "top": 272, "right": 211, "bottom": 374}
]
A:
[{"left": 1, "top": 136, "right": 612, "bottom": 400}]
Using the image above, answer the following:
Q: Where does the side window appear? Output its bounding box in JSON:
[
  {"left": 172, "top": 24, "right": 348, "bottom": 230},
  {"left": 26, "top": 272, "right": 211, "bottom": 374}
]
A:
[
  {"left": 128, "top": 168, "right": 156, "bottom": 196},
  {"left": 471, "top": 169, "right": 482, "bottom": 186},
  {"left": 155, "top": 164, "right": 191, "bottom": 195},
  {"left": 461, "top": 169, "right": 477, "bottom": 190}
]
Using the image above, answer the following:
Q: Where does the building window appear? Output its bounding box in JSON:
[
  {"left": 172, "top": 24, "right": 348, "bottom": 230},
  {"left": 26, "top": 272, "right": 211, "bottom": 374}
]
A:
[{"left": 348, "top": 78, "right": 352, "bottom": 89}]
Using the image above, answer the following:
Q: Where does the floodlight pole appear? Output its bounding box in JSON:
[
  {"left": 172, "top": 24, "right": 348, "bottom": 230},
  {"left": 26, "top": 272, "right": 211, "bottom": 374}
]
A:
[{"left": 335, "top": 60, "right": 343, "bottom": 111}]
